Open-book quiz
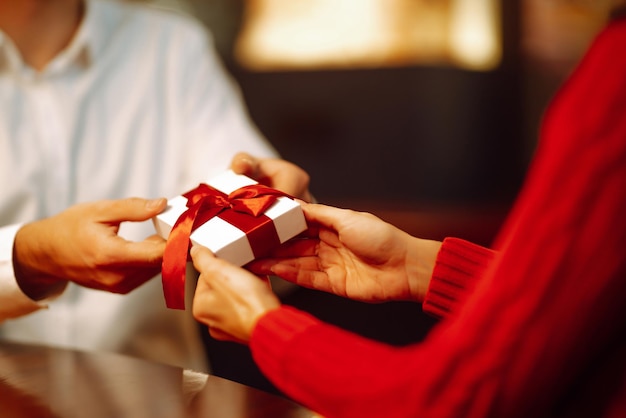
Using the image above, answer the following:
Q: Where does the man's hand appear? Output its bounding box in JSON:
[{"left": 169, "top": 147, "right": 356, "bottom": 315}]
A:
[
  {"left": 230, "top": 152, "right": 314, "bottom": 202},
  {"left": 13, "top": 198, "right": 168, "bottom": 300}
]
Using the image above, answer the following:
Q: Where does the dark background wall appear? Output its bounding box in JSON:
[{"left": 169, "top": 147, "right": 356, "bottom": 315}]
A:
[{"left": 237, "top": 65, "right": 525, "bottom": 206}]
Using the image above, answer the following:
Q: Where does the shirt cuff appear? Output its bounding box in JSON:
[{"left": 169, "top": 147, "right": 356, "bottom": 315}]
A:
[
  {"left": 0, "top": 223, "right": 47, "bottom": 321},
  {"left": 422, "top": 237, "right": 496, "bottom": 319}
]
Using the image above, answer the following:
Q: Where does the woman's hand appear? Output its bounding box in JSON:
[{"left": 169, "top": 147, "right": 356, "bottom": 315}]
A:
[
  {"left": 191, "top": 245, "right": 280, "bottom": 343},
  {"left": 249, "top": 203, "right": 441, "bottom": 303}
]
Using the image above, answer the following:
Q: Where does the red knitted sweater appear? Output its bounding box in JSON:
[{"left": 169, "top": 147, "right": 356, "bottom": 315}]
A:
[{"left": 250, "top": 19, "right": 626, "bottom": 418}]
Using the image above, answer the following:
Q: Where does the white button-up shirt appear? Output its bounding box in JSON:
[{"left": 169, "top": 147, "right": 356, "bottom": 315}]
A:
[{"left": 0, "top": 0, "right": 276, "bottom": 371}]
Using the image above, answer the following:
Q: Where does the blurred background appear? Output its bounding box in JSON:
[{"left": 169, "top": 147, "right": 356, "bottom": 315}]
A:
[{"left": 137, "top": 0, "right": 614, "bottom": 393}]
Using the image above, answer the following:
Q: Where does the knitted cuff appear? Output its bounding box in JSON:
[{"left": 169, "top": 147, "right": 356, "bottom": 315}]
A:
[
  {"left": 423, "top": 237, "right": 496, "bottom": 319},
  {"left": 250, "top": 306, "right": 320, "bottom": 379}
]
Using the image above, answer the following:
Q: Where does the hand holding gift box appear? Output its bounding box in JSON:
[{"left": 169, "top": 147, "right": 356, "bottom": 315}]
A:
[{"left": 153, "top": 170, "right": 307, "bottom": 309}]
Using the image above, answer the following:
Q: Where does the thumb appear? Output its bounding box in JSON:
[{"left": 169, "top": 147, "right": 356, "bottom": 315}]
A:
[
  {"left": 97, "top": 197, "right": 168, "bottom": 223},
  {"left": 190, "top": 244, "right": 222, "bottom": 274}
]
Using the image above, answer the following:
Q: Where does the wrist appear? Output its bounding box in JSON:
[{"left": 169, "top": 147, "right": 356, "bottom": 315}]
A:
[
  {"left": 13, "top": 223, "right": 67, "bottom": 301},
  {"left": 248, "top": 305, "right": 281, "bottom": 342},
  {"left": 405, "top": 238, "right": 442, "bottom": 302},
  {"left": 247, "top": 296, "right": 281, "bottom": 342}
]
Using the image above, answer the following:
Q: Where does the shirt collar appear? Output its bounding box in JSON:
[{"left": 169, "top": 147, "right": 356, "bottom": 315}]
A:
[
  {"left": 46, "top": 0, "right": 95, "bottom": 74},
  {"left": 0, "top": 0, "right": 102, "bottom": 76},
  {"left": 0, "top": 32, "right": 19, "bottom": 73}
]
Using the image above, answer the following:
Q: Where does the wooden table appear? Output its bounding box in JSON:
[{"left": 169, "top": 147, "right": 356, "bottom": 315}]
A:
[{"left": 0, "top": 340, "right": 315, "bottom": 418}]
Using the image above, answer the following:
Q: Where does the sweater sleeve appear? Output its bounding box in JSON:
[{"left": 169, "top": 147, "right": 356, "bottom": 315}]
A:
[
  {"left": 422, "top": 237, "right": 497, "bottom": 319},
  {"left": 250, "top": 19, "right": 626, "bottom": 418},
  {"left": 251, "top": 306, "right": 431, "bottom": 418}
]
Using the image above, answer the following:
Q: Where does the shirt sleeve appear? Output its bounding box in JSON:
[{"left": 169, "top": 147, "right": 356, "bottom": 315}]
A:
[
  {"left": 0, "top": 224, "right": 46, "bottom": 321},
  {"left": 249, "top": 20, "right": 626, "bottom": 418},
  {"left": 176, "top": 21, "right": 278, "bottom": 183},
  {"left": 422, "top": 237, "right": 497, "bottom": 319}
]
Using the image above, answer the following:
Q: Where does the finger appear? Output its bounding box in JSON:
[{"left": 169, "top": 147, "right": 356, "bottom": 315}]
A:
[
  {"left": 209, "top": 327, "right": 241, "bottom": 343},
  {"left": 268, "top": 257, "right": 323, "bottom": 276},
  {"left": 232, "top": 154, "right": 278, "bottom": 190},
  {"left": 108, "top": 268, "right": 161, "bottom": 294},
  {"left": 300, "top": 203, "right": 346, "bottom": 227},
  {"left": 95, "top": 198, "right": 168, "bottom": 223},
  {"left": 266, "top": 169, "right": 303, "bottom": 196},
  {"left": 230, "top": 152, "right": 259, "bottom": 178},
  {"left": 190, "top": 245, "right": 254, "bottom": 290},
  {"left": 272, "top": 263, "right": 331, "bottom": 290},
  {"left": 245, "top": 240, "right": 317, "bottom": 274},
  {"left": 144, "top": 234, "right": 167, "bottom": 244},
  {"left": 191, "top": 245, "right": 260, "bottom": 292},
  {"left": 300, "top": 203, "right": 352, "bottom": 230},
  {"left": 258, "top": 159, "right": 311, "bottom": 197},
  {"left": 249, "top": 256, "right": 326, "bottom": 284},
  {"left": 268, "top": 238, "right": 319, "bottom": 258},
  {"left": 108, "top": 239, "right": 166, "bottom": 267},
  {"left": 81, "top": 262, "right": 162, "bottom": 294}
]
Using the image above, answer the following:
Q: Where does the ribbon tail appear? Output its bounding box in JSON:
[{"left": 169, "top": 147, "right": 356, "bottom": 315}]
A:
[{"left": 162, "top": 203, "right": 203, "bottom": 310}]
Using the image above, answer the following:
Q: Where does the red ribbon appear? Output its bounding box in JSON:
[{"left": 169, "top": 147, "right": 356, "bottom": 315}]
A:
[{"left": 162, "top": 183, "right": 291, "bottom": 309}]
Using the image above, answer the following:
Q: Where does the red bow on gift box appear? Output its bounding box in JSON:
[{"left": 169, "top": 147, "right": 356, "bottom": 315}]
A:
[{"left": 162, "top": 183, "right": 291, "bottom": 310}]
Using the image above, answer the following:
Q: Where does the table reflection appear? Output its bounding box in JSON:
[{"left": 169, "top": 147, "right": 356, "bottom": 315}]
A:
[{"left": 0, "top": 340, "right": 314, "bottom": 418}]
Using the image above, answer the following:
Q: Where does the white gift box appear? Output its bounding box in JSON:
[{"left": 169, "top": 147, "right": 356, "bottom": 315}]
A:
[{"left": 153, "top": 170, "right": 307, "bottom": 267}]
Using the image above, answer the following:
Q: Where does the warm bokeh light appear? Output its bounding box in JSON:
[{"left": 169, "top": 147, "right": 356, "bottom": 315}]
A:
[
  {"left": 449, "top": 0, "right": 501, "bottom": 70},
  {"left": 234, "top": 0, "right": 502, "bottom": 71},
  {"left": 522, "top": 0, "right": 614, "bottom": 74}
]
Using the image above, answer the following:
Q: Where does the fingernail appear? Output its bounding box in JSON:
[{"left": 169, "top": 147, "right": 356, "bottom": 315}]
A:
[{"left": 240, "top": 156, "right": 254, "bottom": 168}]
